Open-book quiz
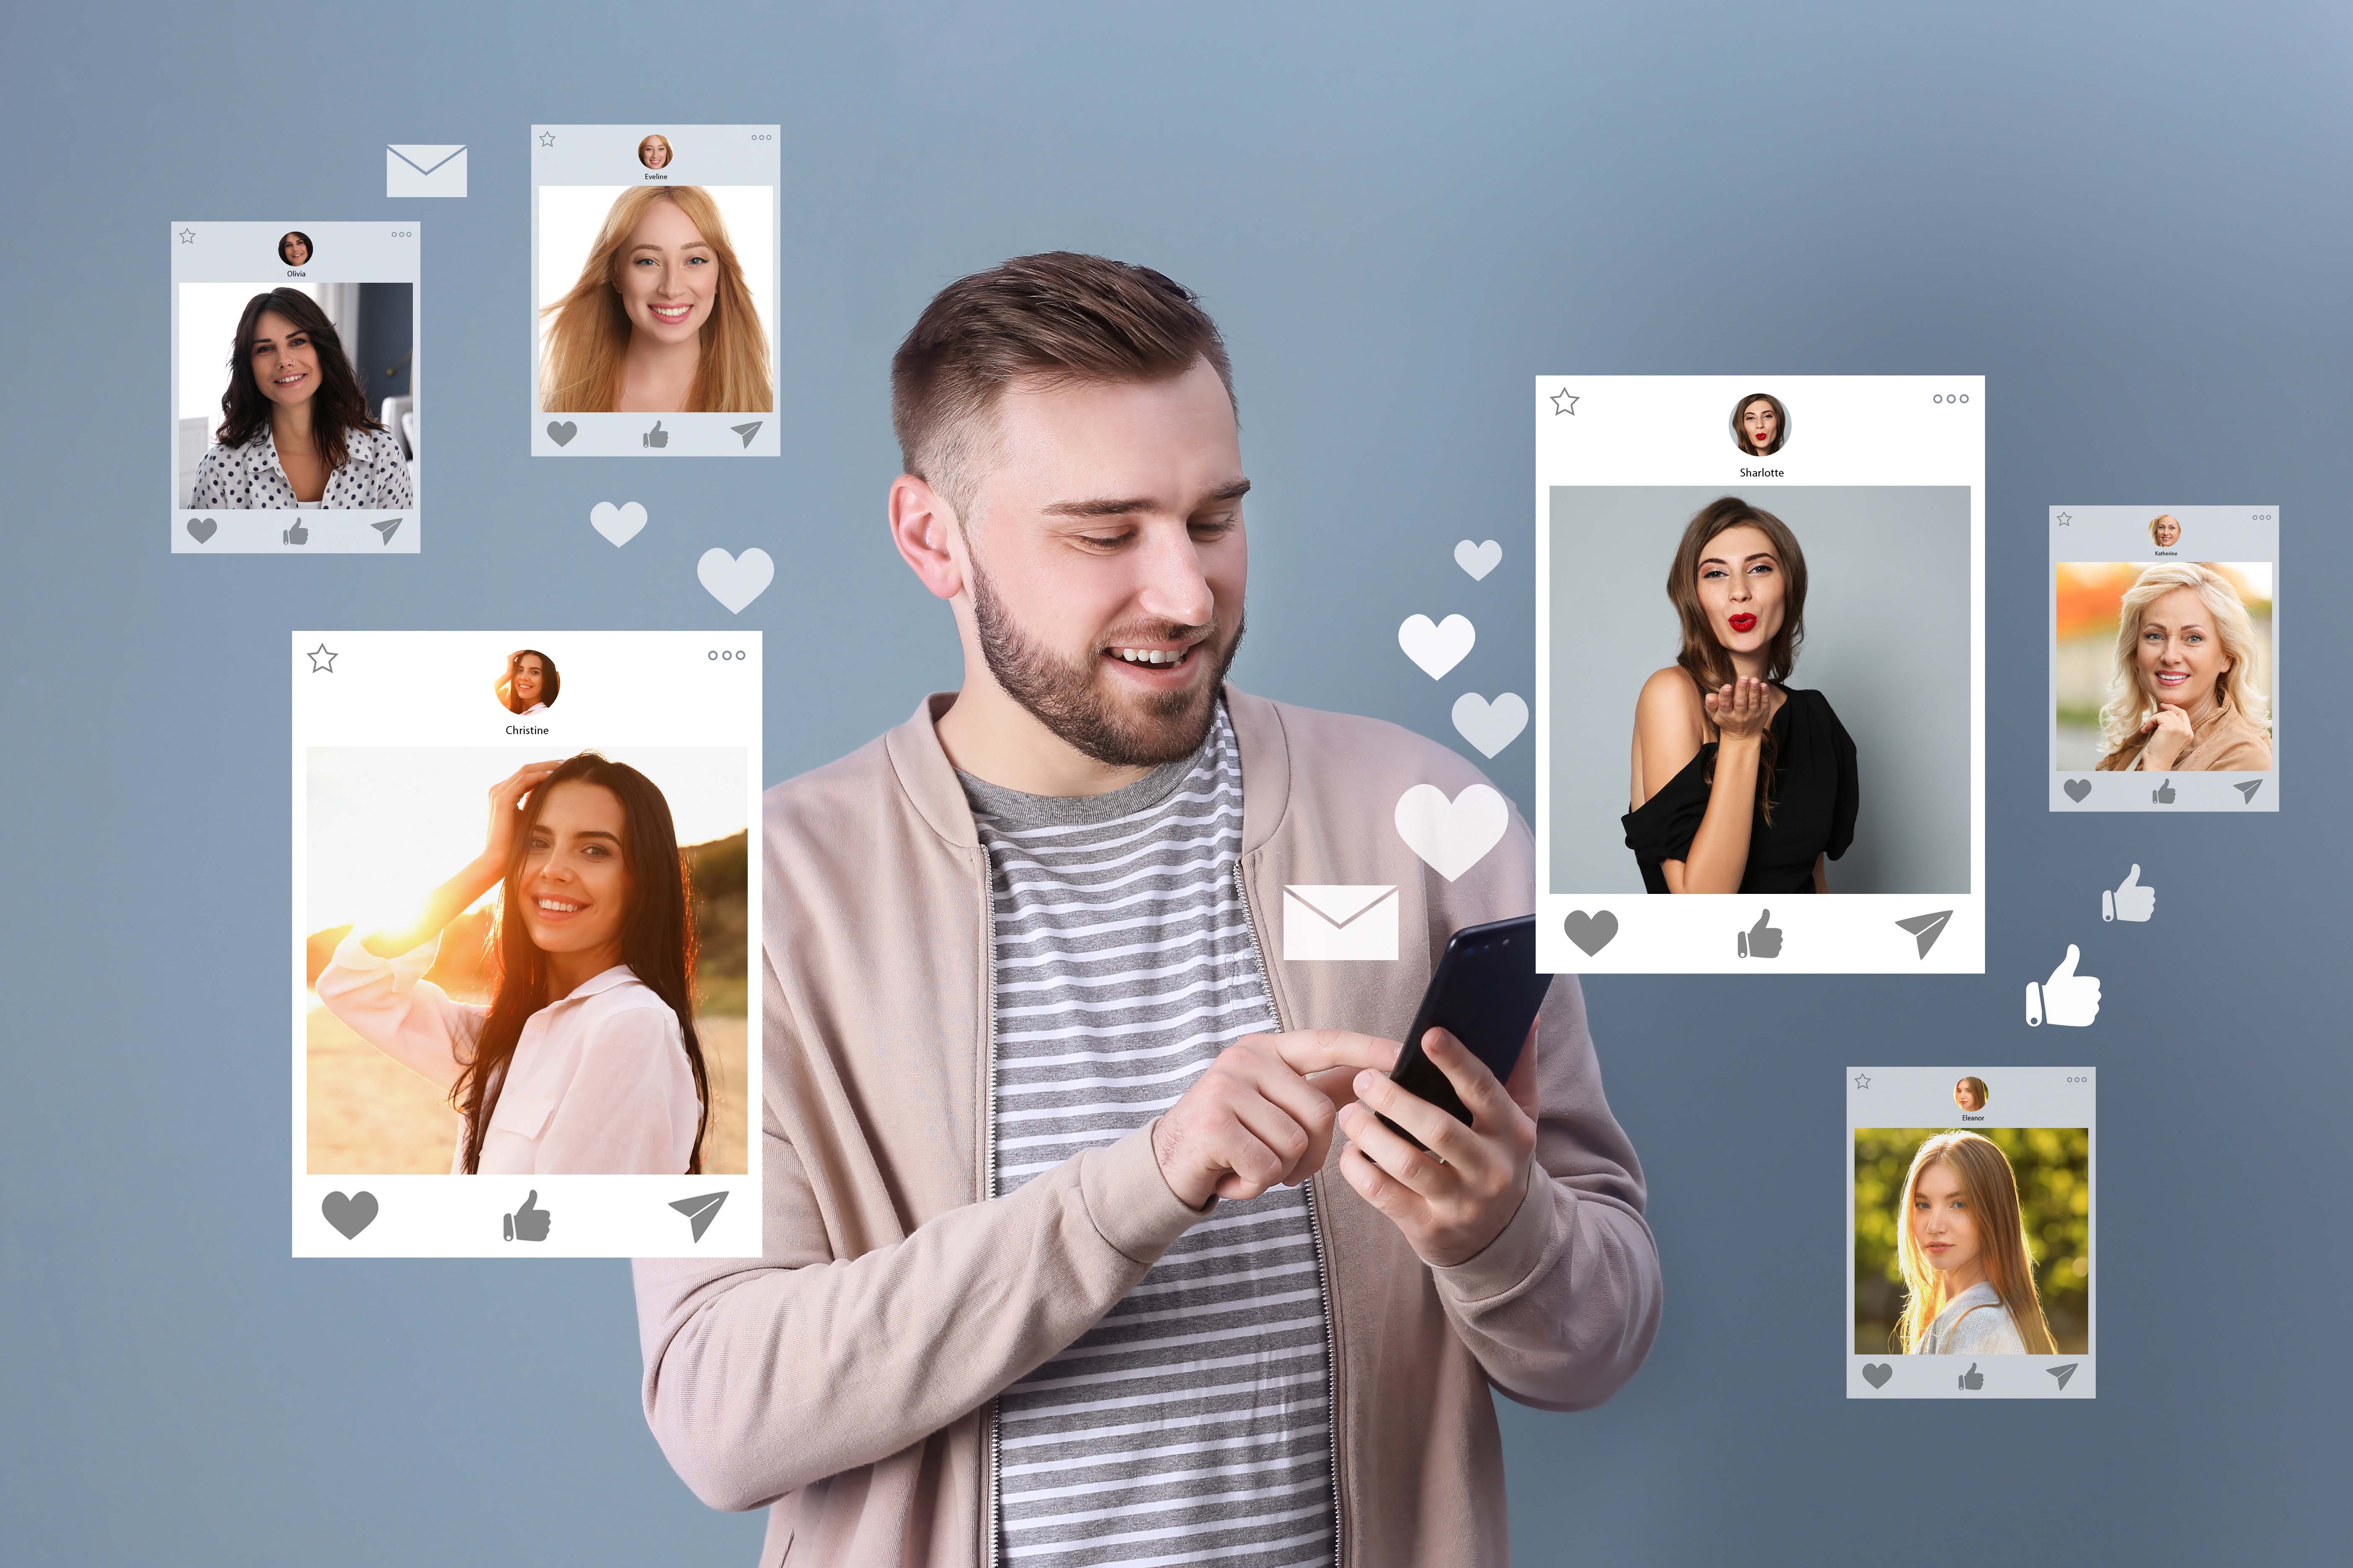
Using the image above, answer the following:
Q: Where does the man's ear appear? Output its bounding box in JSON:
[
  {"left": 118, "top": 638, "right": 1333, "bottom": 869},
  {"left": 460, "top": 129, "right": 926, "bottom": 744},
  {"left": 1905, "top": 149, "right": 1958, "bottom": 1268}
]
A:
[{"left": 890, "top": 474, "right": 965, "bottom": 602}]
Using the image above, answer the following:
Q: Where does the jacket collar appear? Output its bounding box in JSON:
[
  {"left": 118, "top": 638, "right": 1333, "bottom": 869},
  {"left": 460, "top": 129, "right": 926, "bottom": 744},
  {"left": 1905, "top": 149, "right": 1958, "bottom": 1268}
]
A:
[{"left": 881, "top": 684, "right": 1294, "bottom": 855}]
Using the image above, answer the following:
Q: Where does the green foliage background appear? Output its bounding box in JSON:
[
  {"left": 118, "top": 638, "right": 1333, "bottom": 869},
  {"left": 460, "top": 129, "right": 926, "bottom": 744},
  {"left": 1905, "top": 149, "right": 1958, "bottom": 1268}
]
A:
[{"left": 1854, "top": 1127, "right": 2090, "bottom": 1355}]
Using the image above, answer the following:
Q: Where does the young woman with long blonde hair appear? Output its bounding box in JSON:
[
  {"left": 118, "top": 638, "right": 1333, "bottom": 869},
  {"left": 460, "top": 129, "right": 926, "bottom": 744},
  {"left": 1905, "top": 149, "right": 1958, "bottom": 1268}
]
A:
[
  {"left": 538, "top": 186, "right": 772, "bottom": 415},
  {"left": 1895, "top": 1131, "right": 2058, "bottom": 1355},
  {"left": 2094, "top": 560, "right": 2271, "bottom": 772}
]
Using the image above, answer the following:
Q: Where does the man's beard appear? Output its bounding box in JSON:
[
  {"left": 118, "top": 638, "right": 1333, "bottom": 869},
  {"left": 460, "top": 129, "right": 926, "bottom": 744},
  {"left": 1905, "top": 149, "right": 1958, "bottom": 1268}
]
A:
[{"left": 969, "top": 553, "right": 1243, "bottom": 769}]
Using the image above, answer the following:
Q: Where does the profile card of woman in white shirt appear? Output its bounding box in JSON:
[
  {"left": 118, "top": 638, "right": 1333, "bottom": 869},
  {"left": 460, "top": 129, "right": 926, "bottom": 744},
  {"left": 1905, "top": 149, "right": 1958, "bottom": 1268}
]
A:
[
  {"left": 1848, "top": 1067, "right": 2095, "bottom": 1397},
  {"left": 295, "top": 630, "right": 762, "bottom": 1257},
  {"left": 530, "top": 125, "right": 782, "bottom": 456},
  {"left": 171, "top": 222, "right": 420, "bottom": 552}
]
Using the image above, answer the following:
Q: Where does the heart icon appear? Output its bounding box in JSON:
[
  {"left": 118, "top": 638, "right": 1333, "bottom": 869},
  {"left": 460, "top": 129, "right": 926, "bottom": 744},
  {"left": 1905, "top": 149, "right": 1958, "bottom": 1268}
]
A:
[
  {"left": 322, "top": 1190, "right": 378, "bottom": 1240},
  {"left": 2063, "top": 777, "right": 2092, "bottom": 803},
  {"left": 546, "top": 420, "right": 578, "bottom": 446},
  {"left": 699, "top": 547, "right": 775, "bottom": 614},
  {"left": 591, "top": 501, "right": 647, "bottom": 547},
  {"left": 185, "top": 516, "right": 218, "bottom": 544},
  {"left": 1451, "top": 692, "right": 1528, "bottom": 758},
  {"left": 1862, "top": 1362, "right": 1893, "bottom": 1389},
  {"left": 1393, "top": 783, "right": 1508, "bottom": 882},
  {"left": 1562, "top": 909, "right": 1617, "bottom": 956},
  {"left": 1453, "top": 539, "right": 1502, "bottom": 580},
  {"left": 1398, "top": 613, "right": 1476, "bottom": 680}
]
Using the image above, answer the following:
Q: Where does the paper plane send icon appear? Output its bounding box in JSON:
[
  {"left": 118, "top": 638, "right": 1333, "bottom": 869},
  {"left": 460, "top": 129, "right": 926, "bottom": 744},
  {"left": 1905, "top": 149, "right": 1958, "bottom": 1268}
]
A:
[
  {"left": 1895, "top": 910, "right": 1953, "bottom": 959},
  {"left": 669, "top": 1190, "right": 728, "bottom": 1242},
  {"left": 730, "top": 421, "right": 763, "bottom": 448},
  {"left": 372, "top": 517, "right": 403, "bottom": 544},
  {"left": 2048, "top": 1362, "right": 2078, "bottom": 1390},
  {"left": 2235, "top": 780, "right": 2262, "bottom": 802}
]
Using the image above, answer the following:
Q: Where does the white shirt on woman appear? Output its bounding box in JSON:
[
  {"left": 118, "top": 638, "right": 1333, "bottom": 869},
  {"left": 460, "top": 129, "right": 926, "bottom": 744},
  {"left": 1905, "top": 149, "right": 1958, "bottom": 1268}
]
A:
[
  {"left": 1920, "top": 1280, "right": 2027, "bottom": 1354},
  {"left": 192, "top": 423, "right": 414, "bottom": 509},
  {"left": 316, "top": 930, "right": 699, "bottom": 1175}
]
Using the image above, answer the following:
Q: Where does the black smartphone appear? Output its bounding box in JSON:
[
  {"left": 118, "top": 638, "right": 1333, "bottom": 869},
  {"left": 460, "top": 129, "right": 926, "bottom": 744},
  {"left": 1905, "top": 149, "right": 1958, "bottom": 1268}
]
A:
[{"left": 1377, "top": 916, "right": 1553, "bottom": 1149}]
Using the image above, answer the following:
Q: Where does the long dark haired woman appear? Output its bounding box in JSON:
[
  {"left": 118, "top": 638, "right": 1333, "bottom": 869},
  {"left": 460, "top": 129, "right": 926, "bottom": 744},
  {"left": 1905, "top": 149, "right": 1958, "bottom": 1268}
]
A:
[
  {"left": 190, "top": 287, "right": 413, "bottom": 510},
  {"left": 1623, "top": 496, "right": 1857, "bottom": 894},
  {"left": 495, "top": 649, "right": 561, "bottom": 715},
  {"left": 316, "top": 753, "right": 710, "bottom": 1174}
]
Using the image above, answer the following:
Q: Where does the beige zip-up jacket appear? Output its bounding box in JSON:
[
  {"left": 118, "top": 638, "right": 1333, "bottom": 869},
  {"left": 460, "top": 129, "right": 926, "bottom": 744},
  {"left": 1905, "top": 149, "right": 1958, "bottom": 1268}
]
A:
[{"left": 632, "top": 688, "right": 1662, "bottom": 1567}]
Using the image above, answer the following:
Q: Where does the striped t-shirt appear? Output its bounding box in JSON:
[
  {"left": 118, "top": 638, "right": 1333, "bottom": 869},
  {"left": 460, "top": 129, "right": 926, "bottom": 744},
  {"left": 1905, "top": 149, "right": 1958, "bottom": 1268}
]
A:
[{"left": 960, "top": 705, "right": 1337, "bottom": 1568}]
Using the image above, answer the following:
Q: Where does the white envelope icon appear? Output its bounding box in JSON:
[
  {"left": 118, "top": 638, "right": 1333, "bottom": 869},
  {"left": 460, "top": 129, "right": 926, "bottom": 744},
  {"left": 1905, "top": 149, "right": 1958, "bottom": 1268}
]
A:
[
  {"left": 1283, "top": 885, "right": 1399, "bottom": 962},
  {"left": 387, "top": 144, "right": 467, "bottom": 198}
]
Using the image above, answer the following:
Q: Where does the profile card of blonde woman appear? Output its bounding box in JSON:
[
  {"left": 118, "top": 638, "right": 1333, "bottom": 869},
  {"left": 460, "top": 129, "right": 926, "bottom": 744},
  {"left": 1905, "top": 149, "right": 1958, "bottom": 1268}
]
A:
[
  {"left": 1848, "top": 1067, "right": 2095, "bottom": 1399},
  {"left": 2047, "top": 506, "right": 2279, "bottom": 811},
  {"left": 289, "top": 631, "right": 763, "bottom": 1258},
  {"left": 531, "top": 125, "right": 781, "bottom": 456},
  {"left": 170, "top": 222, "right": 421, "bottom": 552},
  {"left": 1535, "top": 377, "right": 1986, "bottom": 974}
]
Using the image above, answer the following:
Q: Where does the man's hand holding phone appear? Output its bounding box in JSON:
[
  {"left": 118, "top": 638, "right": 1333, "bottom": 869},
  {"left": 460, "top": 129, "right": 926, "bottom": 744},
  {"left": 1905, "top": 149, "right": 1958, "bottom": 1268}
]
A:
[
  {"left": 1335, "top": 1025, "right": 1540, "bottom": 1268},
  {"left": 1152, "top": 1031, "right": 1402, "bottom": 1209}
]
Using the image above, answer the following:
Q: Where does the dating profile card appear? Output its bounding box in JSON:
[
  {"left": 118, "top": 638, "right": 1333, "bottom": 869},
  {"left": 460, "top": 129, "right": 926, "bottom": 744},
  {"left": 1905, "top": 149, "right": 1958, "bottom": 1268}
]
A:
[
  {"left": 170, "top": 222, "right": 420, "bottom": 553},
  {"left": 1534, "top": 377, "right": 1986, "bottom": 974},
  {"left": 530, "top": 125, "right": 781, "bottom": 457},
  {"left": 2048, "top": 506, "right": 2279, "bottom": 812},
  {"left": 290, "top": 632, "right": 763, "bottom": 1258},
  {"left": 1847, "top": 1067, "right": 2095, "bottom": 1399}
]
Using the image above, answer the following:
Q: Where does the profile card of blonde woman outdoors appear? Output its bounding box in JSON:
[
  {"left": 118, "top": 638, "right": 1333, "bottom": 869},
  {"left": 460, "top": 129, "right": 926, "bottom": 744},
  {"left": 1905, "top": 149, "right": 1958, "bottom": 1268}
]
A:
[
  {"left": 2048, "top": 506, "right": 2279, "bottom": 812},
  {"left": 170, "top": 222, "right": 421, "bottom": 553},
  {"left": 1848, "top": 1067, "right": 2094, "bottom": 1399},
  {"left": 290, "top": 632, "right": 762, "bottom": 1258},
  {"left": 530, "top": 125, "right": 781, "bottom": 457},
  {"left": 1535, "top": 377, "right": 1986, "bottom": 974}
]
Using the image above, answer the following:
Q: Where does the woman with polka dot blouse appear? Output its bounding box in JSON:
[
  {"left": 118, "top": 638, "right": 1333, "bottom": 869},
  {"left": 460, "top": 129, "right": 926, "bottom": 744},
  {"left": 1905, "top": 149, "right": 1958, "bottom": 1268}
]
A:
[{"left": 191, "top": 289, "right": 412, "bottom": 510}]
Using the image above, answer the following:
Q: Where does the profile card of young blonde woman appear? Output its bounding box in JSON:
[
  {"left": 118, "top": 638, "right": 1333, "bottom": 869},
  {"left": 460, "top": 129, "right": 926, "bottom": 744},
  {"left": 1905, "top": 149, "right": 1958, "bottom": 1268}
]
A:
[
  {"left": 2048, "top": 506, "right": 2279, "bottom": 811},
  {"left": 1535, "top": 376, "right": 1985, "bottom": 974},
  {"left": 290, "top": 632, "right": 762, "bottom": 1258},
  {"left": 530, "top": 125, "right": 781, "bottom": 457},
  {"left": 170, "top": 222, "right": 420, "bottom": 553},
  {"left": 1848, "top": 1068, "right": 2095, "bottom": 1399}
]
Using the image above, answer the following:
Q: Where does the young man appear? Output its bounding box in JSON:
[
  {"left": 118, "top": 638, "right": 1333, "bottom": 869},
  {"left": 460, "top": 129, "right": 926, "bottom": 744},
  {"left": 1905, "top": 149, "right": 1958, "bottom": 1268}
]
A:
[{"left": 634, "top": 253, "right": 1662, "bottom": 1568}]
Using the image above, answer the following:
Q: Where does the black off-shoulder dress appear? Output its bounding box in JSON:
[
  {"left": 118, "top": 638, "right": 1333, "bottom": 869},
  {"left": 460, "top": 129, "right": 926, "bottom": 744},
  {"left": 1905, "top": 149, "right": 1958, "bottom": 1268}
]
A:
[{"left": 1622, "top": 685, "right": 1859, "bottom": 894}]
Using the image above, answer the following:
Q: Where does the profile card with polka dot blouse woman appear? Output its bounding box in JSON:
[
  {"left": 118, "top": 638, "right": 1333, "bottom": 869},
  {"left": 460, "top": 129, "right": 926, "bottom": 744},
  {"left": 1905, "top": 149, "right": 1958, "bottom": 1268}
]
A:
[
  {"left": 1535, "top": 376, "right": 1986, "bottom": 975},
  {"left": 170, "top": 222, "right": 420, "bottom": 552},
  {"left": 531, "top": 126, "right": 781, "bottom": 456},
  {"left": 292, "top": 630, "right": 766, "bottom": 1258}
]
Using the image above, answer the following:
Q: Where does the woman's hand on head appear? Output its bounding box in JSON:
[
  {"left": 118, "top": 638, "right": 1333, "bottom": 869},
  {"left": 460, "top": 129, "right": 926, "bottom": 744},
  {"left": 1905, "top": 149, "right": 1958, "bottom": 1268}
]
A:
[
  {"left": 485, "top": 761, "right": 566, "bottom": 867},
  {"left": 1704, "top": 675, "right": 1771, "bottom": 745},
  {"left": 2139, "top": 705, "right": 2196, "bottom": 770}
]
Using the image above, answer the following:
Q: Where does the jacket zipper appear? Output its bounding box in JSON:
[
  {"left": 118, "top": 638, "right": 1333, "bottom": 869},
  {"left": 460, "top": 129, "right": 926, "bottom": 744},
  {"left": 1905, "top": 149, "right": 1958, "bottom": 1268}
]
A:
[
  {"left": 979, "top": 843, "right": 1002, "bottom": 1568},
  {"left": 1232, "top": 856, "right": 1344, "bottom": 1568}
]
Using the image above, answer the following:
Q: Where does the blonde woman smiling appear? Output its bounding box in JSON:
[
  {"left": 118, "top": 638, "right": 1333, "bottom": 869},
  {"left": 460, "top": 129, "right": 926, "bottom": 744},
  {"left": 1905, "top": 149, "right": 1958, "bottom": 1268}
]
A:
[
  {"left": 1896, "top": 1131, "right": 2058, "bottom": 1356},
  {"left": 2094, "top": 561, "right": 2272, "bottom": 772},
  {"left": 538, "top": 186, "right": 772, "bottom": 414}
]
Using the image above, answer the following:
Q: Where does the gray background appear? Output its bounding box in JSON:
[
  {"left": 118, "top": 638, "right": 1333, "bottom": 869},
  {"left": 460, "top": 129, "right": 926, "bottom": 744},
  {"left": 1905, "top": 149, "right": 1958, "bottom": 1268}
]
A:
[
  {"left": 1549, "top": 484, "right": 1971, "bottom": 895},
  {"left": 3, "top": 3, "right": 2348, "bottom": 1564}
]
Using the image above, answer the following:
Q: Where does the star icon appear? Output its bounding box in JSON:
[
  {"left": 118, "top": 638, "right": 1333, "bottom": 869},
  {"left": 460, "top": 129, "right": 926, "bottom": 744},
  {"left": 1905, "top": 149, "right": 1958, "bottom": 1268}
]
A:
[
  {"left": 1852, "top": 1072, "right": 1872, "bottom": 1090},
  {"left": 538, "top": 131, "right": 556, "bottom": 148},
  {"left": 1550, "top": 388, "right": 1578, "bottom": 416},
  {"left": 306, "top": 643, "right": 339, "bottom": 673},
  {"left": 2055, "top": 511, "right": 2071, "bottom": 526},
  {"left": 178, "top": 228, "right": 196, "bottom": 244}
]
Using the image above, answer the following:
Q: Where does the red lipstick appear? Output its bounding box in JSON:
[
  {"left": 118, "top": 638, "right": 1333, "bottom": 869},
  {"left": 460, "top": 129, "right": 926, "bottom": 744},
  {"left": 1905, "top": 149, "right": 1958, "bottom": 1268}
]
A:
[{"left": 1728, "top": 613, "right": 1757, "bottom": 633}]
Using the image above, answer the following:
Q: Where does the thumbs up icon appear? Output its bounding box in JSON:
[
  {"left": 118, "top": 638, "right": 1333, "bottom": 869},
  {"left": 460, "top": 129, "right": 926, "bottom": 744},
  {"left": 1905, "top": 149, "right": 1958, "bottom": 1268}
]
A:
[
  {"left": 2102, "top": 864, "right": 2155, "bottom": 923},
  {"left": 1958, "top": 1362, "right": 1984, "bottom": 1391},
  {"left": 503, "top": 1189, "right": 551, "bottom": 1242},
  {"left": 1736, "top": 909, "right": 1782, "bottom": 960},
  {"left": 642, "top": 419, "right": 669, "bottom": 449},
  {"left": 2152, "top": 777, "right": 2176, "bottom": 804},
  {"left": 2024, "top": 945, "right": 2101, "bottom": 1027}
]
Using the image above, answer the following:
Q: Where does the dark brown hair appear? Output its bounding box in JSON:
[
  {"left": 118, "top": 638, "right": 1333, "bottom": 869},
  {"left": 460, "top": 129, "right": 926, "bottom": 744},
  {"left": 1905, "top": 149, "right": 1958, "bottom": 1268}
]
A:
[
  {"left": 1665, "top": 497, "right": 1809, "bottom": 822},
  {"left": 451, "top": 754, "right": 710, "bottom": 1175},
  {"left": 1732, "top": 392, "right": 1788, "bottom": 456},
  {"left": 278, "top": 231, "right": 313, "bottom": 265},
  {"left": 501, "top": 649, "right": 561, "bottom": 713},
  {"left": 890, "top": 252, "right": 1234, "bottom": 516},
  {"left": 214, "top": 288, "right": 383, "bottom": 474}
]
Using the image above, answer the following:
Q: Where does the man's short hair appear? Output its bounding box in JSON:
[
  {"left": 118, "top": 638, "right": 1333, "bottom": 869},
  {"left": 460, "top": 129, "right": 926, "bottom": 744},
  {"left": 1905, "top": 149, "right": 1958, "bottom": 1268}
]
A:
[{"left": 891, "top": 252, "right": 1234, "bottom": 519}]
